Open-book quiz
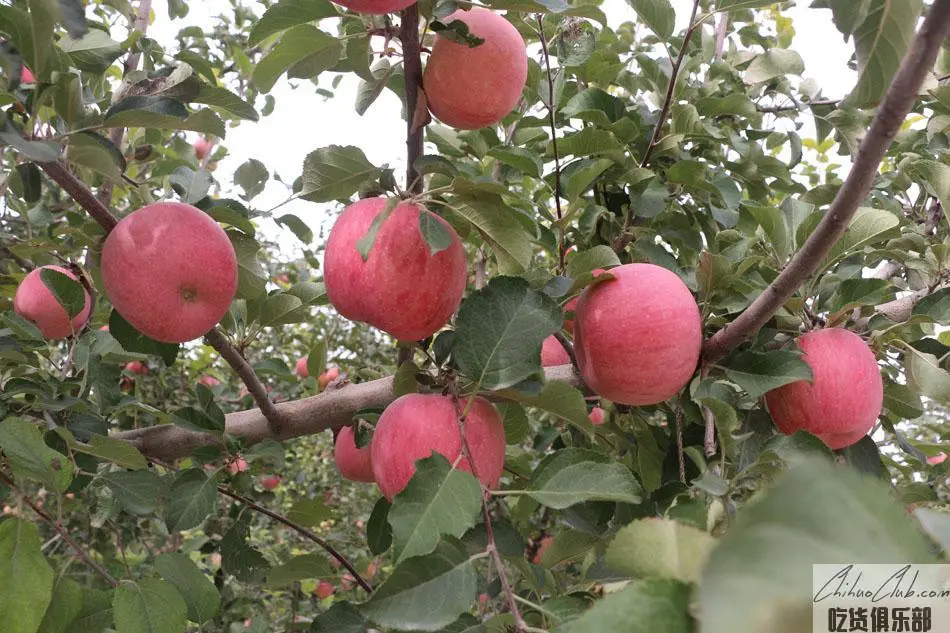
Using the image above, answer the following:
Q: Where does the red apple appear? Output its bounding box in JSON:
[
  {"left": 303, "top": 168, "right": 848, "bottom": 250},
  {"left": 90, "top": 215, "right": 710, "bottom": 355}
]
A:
[
  {"left": 101, "top": 202, "right": 238, "bottom": 343},
  {"left": 574, "top": 264, "right": 702, "bottom": 405},
  {"left": 928, "top": 452, "right": 947, "bottom": 465},
  {"left": 193, "top": 137, "right": 214, "bottom": 160},
  {"left": 99, "top": 325, "right": 109, "bottom": 332},
  {"left": 227, "top": 457, "right": 248, "bottom": 475},
  {"left": 371, "top": 393, "right": 506, "bottom": 500},
  {"left": 589, "top": 407, "right": 606, "bottom": 425},
  {"left": 764, "top": 328, "right": 883, "bottom": 450},
  {"left": 532, "top": 535, "right": 553, "bottom": 565},
  {"left": 124, "top": 361, "right": 148, "bottom": 375},
  {"left": 334, "top": 426, "right": 375, "bottom": 483},
  {"left": 314, "top": 581, "right": 335, "bottom": 599},
  {"left": 330, "top": 0, "right": 415, "bottom": 14},
  {"left": 260, "top": 475, "right": 280, "bottom": 490},
  {"left": 423, "top": 8, "right": 528, "bottom": 130},
  {"left": 562, "top": 296, "right": 580, "bottom": 334},
  {"left": 295, "top": 356, "right": 309, "bottom": 378},
  {"left": 198, "top": 375, "right": 220, "bottom": 387},
  {"left": 20, "top": 66, "right": 34, "bottom": 84},
  {"left": 541, "top": 335, "right": 570, "bottom": 366},
  {"left": 14, "top": 265, "right": 92, "bottom": 339},
  {"left": 365, "top": 561, "right": 378, "bottom": 579},
  {"left": 341, "top": 574, "right": 355, "bottom": 591},
  {"left": 324, "top": 197, "right": 467, "bottom": 341},
  {"left": 319, "top": 367, "right": 340, "bottom": 389}
]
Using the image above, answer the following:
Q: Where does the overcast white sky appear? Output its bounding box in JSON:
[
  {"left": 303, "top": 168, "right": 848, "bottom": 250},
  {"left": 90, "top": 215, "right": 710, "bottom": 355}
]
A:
[{"left": 138, "top": 0, "right": 855, "bottom": 252}]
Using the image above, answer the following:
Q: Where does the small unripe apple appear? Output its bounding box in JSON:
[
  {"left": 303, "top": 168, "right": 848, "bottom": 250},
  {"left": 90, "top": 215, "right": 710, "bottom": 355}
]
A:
[
  {"left": 334, "top": 426, "right": 375, "bottom": 483},
  {"left": 330, "top": 0, "right": 416, "bottom": 14},
  {"left": 371, "top": 393, "right": 506, "bottom": 499},
  {"left": 260, "top": 475, "right": 280, "bottom": 490},
  {"left": 295, "top": 357, "right": 309, "bottom": 378},
  {"left": 765, "top": 328, "right": 883, "bottom": 450},
  {"left": 101, "top": 202, "right": 238, "bottom": 343},
  {"left": 319, "top": 367, "right": 340, "bottom": 389},
  {"left": 423, "top": 8, "right": 528, "bottom": 130},
  {"left": 314, "top": 581, "right": 335, "bottom": 599},
  {"left": 532, "top": 535, "right": 553, "bottom": 564},
  {"left": 198, "top": 375, "right": 220, "bottom": 387},
  {"left": 541, "top": 335, "right": 570, "bottom": 366},
  {"left": 589, "top": 407, "right": 606, "bottom": 425},
  {"left": 324, "top": 197, "right": 467, "bottom": 341},
  {"left": 574, "top": 264, "right": 702, "bottom": 405},
  {"left": 124, "top": 361, "right": 148, "bottom": 375},
  {"left": 14, "top": 265, "right": 92, "bottom": 339},
  {"left": 194, "top": 137, "right": 213, "bottom": 160}
]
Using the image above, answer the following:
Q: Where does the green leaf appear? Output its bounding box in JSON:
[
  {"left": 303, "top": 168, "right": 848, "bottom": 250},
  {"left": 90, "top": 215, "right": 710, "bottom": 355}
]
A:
[
  {"left": 498, "top": 381, "right": 594, "bottom": 438},
  {"left": 914, "top": 288, "right": 950, "bottom": 324},
  {"left": 355, "top": 57, "right": 398, "bottom": 116},
  {"left": 37, "top": 576, "right": 82, "bottom": 633},
  {"left": 487, "top": 146, "right": 542, "bottom": 178},
  {"left": 714, "top": 0, "right": 778, "bottom": 10},
  {"left": 562, "top": 158, "right": 613, "bottom": 201},
  {"left": 220, "top": 521, "right": 270, "bottom": 583},
  {"left": 824, "top": 207, "right": 900, "bottom": 268},
  {"left": 606, "top": 518, "right": 715, "bottom": 583},
  {"left": 286, "top": 498, "right": 333, "bottom": 527},
  {"left": 0, "top": 417, "right": 72, "bottom": 493},
  {"left": 560, "top": 88, "right": 625, "bottom": 127},
  {"left": 431, "top": 18, "right": 485, "bottom": 47},
  {"left": 723, "top": 350, "right": 813, "bottom": 400},
  {"left": 274, "top": 214, "right": 312, "bottom": 245},
  {"left": 102, "top": 470, "right": 168, "bottom": 516},
  {"left": 70, "top": 587, "right": 113, "bottom": 633},
  {"left": 418, "top": 211, "right": 454, "bottom": 256},
  {"left": 389, "top": 454, "right": 482, "bottom": 564},
  {"left": 171, "top": 406, "right": 225, "bottom": 436},
  {"left": 312, "top": 602, "right": 368, "bottom": 633},
  {"left": 904, "top": 159, "right": 950, "bottom": 216},
  {"left": 39, "top": 267, "right": 86, "bottom": 318},
  {"left": 528, "top": 448, "right": 643, "bottom": 509},
  {"left": 28, "top": 0, "right": 55, "bottom": 78},
  {"left": 301, "top": 145, "right": 379, "bottom": 203},
  {"left": 259, "top": 292, "right": 306, "bottom": 327},
  {"left": 453, "top": 276, "right": 562, "bottom": 390},
  {"left": 113, "top": 579, "right": 187, "bottom": 633},
  {"left": 450, "top": 194, "right": 534, "bottom": 273},
  {"left": 230, "top": 231, "right": 268, "bottom": 300},
  {"left": 360, "top": 538, "right": 477, "bottom": 632},
  {"left": 0, "top": 121, "right": 60, "bottom": 161},
  {"left": 154, "top": 553, "right": 220, "bottom": 624},
  {"left": 915, "top": 508, "right": 950, "bottom": 555},
  {"left": 826, "top": 278, "right": 889, "bottom": 313},
  {"left": 367, "top": 498, "right": 394, "bottom": 555},
  {"left": 699, "top": 458, "right": 937, "bottom": 633},
  {"left": 58, "top": 29, "right": 122, "bottom": 72},
  {"left": 104, "top": 96, "right": 225, "bottom": 138},
  {"left": 265, "top": 554, "right": 332, "bottom": 588},
  {"left": 626, "top": 0, "right": 675, "bottom": 40},
  {"left": 67, "top": 131, "right": 126, "bottom": 180},
  {"left": 744, "top": 49, "right": 804, "bottom": 84},
  {"left": 170, "top": 166, "right": 212, "bottom": 205},
  {"left": 0, "top": 518, "right": 54, "bottom": 633},
  {"left": 252, "top": 25, "right": 341, "bottom": 93},
  {"left": 108, "top": 310, "right": 180, "bottom": 366},
  {"left": 845, "top": 0, "right": 923, "bottom": 108},
  {"left": 247, "top": 0, "right": 338, "bottom": 46},
  {"left": 192, "top": 82, "right": 259, "bottom": 121},
  {"left": 904, "top": 347, "right": 950, "bottom": 406},
  {"left": 234, "top": 158, "right": 269, "bottom": 201},
  {"left": 555, "top": 579, "right": 691, "bottom": 633},
  {"left": 355, "top": 200, "right": 396, "bottom": 261},
  {"left": 165, "top": 468, "right": 218, "bottom": 532}
]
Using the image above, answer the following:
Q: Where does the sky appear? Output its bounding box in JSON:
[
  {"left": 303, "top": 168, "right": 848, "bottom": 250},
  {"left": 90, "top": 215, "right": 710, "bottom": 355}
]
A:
[{"left": 135, "top": 0, "right": 857, "bottom": 252}]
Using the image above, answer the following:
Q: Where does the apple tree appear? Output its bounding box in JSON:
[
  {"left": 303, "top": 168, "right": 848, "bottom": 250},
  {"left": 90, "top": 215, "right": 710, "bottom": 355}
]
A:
[{"left": 2, "top": 0, "right": 950, "bottom": 631}]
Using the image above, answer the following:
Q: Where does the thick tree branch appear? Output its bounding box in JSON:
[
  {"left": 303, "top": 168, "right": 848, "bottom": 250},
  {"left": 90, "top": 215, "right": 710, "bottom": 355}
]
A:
[
  {"left": 40, "top": 161, "right": 119, "bottom": 231},
  {"left": 400, "top": 6, "right": 425, "bottom": 195},
  {"left": 703, "top": 1, "right": 950, "bottom": 363},
  {"left": 113, "top": 365, "right": 581, "bottom": 461}
]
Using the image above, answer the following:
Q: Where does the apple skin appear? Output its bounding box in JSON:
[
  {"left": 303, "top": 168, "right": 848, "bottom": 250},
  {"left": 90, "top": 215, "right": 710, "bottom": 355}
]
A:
[
  {"left": 198, "top": 375, "right": 220, "bottom": 387},
  {"left": 541, "top": 335, "right": 570, "bottom": 366},
  {"left": 319, "top": 367, "right": 341, "bottom": 389},
  {"left": 260, "top": 475, "right": 281, "bottom": 490},
  {"left": 324, "top": 197, "right": 467, "bottom": 341},
  {"left": 423, "top": 8, "right": 528, "bottom": 130},
  {"left": 574, "top": 263, "right": 702, "bottom": 406},
  {"left": 764, "top": 328, "right": 883, "bottom": 450},
  {"left": 562, "top": 296, "right": 580, "bottom": 334},
  {"left": 227, "top": 457, "right": 248, "bottom": 475},
  {"left": 14, "top": 265, "right": 92, "bottom": 339},
  {"left": 371, "top": 393, "right": 506, "bottom": 500},
  {"left": 589, "top": 407, "right": 606, "bottom": 425},
  {"left": 101, "top": 202, "right": 238, "bottom": 343},
  {"left": 124, "top": 361, "right": 148, "bottom": 375},
  {"left": 928, "top": 452, "right": 947, "bottom": 465},
  {"left": 20, "top": 67, "right": 35, "bottom": 83},
  {"left": 532, "top": 535, "right": 553, "bottom": 564},
  {"left": 331, "top": 0, "right": 416, "bottom": 13},
  {"left": 296, "top": 357, "right": 309, "bottom": 378},
  {"left": 193, "top": 138, "right": 213, "bottom": 160},
  {"left": 314, "top": 581, "right": 335, "bottom": 599},
  {"left": 334, "top": 426, "right": 375, "bottom": 483}
]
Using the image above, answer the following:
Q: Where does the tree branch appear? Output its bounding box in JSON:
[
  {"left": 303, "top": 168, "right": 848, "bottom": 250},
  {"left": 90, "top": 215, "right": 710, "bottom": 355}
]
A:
[
  {"left": 703, "top": 1, "right": 950, "bottom": 363},
  {"left": 537, "top": 15, "right": 565, "bottom": 274},
  {"left": 400, "top": 5, "right": 425, "bottom": 195},
  {"left": 39, "top": 161, "right": 119, "bottom": 231}
]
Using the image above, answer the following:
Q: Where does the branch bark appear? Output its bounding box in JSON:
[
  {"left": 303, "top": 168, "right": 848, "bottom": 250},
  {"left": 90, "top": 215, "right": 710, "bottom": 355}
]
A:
[
  {"left": 40, "top": 161, "right": 119, "bottom": 231},
  {"left": 703, "top": 1, "right": 950, "bottom": 363},
  {"left": 400, "top": 6, "right": 425, "bottom": 195}
]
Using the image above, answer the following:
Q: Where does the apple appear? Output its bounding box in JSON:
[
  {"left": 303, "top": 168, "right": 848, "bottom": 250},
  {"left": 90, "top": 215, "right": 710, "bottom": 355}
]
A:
[
  {"left": 198, "top": 375, "right": 220, "bottom": 387},
  {"left": 562, "top": 296, "right": 579, "bottom": 334},
  {"left": 330, "top": 0, "right": 416, "bottom": 14},
  {"left": 764, "top": 328, "right": 883, "bottom": 450},
  {"left": 365, "top": 561, "right": 378, "bottom": 579},
  {"left": 295, "top": 357, "right": 309, "bottom": 378},
  {"left": 20, "top": 66, "right": 34, "bottom": 84},
  {"left": 532, "top": 535, "right": 553, "bottom": 564},
  {"left": 124, "top": 361, "right": 148, "bottom": 375},
  {"left": 589, "top": 406, "right": 606, "bottom": 425},
  {"left": 260, "top": 475, "right": 280, "bottom": 490},
  {"left": 99, "top": 325, "right": 109, "bottom": 332},
  {"left": 14, "top": 265, "right": 92, "bottom": 339},
  {"left": 319, "top": 367, "right": 340, "bottom": 389},
  {"left": 324, "top": 197, "right": 467, "bottom": 341},
  {"left": 314, "top": 581, "right": 335, "bottom": 599},
  {"left": 371, "top": 393, "right": 506, "bottom": 499},
  {"left": 423, "top": 8, "right": 528, "bottom": 130},
  {"left": 928, "top": 452, "right": 947, "bottom": 465},
  {"left": 100, "top": 202, "right": 238, "bottom": 343},
  {"left": 227, "top": 457, "right": 248, "bottom": 475},
  {"left": 541, "top": 335, "right": 570, "bottom": 366},
  {"left": 334, "top": 426, "right": 375, "bottom": 483},
  {"left": 574, "top": 264, "right": 702, "bottom": 405},
  {"left": 193, "top": 137, "right": 214, "bottom": 160},
  {"left": 341, "top": 574, "right": 355, "bottom": 591}
]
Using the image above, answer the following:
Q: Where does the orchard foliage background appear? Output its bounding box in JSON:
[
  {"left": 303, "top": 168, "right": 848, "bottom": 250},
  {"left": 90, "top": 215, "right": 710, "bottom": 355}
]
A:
[{"left": 2, "top": 0, "right": 950, "bottom": 632}]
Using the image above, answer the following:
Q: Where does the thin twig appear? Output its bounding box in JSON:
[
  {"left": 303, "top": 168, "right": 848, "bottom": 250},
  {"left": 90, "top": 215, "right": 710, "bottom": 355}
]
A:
[
  {"left": 217, "top": 486, "right": 373, "bottom": 593},
  {"left": 399, "top": 5, "right": 425, "bottom": 195},
  {"left": 205, "top": 328, "right": 285, "bottom": 436},
  {"left": 553, "top": 331, "right": 578, "bottom": 374},
  {"left": 713, "top": 13, "right": 728, "bottom": 61},
  {"left": 675, "top": 405, "right": 686, "bottom": 484},
  {"left": 536, "top": 15, "right": 565, "bottom": 274},
  {"left": 39, "top": 161, "right": 119, "bottom": 231},
  {"left": 0, "top": 470, "right": 118, "bottom": 587},
  {"left": 703, "top": 0, "right": 950, "bottom": 363}
]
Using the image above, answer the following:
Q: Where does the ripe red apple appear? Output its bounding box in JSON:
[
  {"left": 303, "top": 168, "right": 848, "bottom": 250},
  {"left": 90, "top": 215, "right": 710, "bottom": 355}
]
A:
[
  {"left": 314, "top": 581, "right": 335, "bottom": 599},
  {"left": 764, "top": 328, "right": 883, "bottom": 450},
  {"left": 574, "top": 264, "right": 702, "bottom": 405},
  {"left": 260, "top": 475, "right": 280, "bottom": 490},
  {"left": 319, "top": 367, "right": 340, "bottom": 389},
  {"left": 193, "top": 137, "right": 213, "bottom": 160},
  {"left": 124, "top": 361, "right": 148, "bottom": 375},
  {"left": 330, "top": 0, "right": 416, "bottom": 14},
  {"left": 928, "top": 452, "right": 947, "bottom": 465},
  {"left": 541, "top": 335, "right": 570, "bottom": 366},
  {"left": 371, "top": 393, "right": 506, "bottom": 499},
  {"left": 562, "top": 296, "right": 580, "bottom": 334},
  {"left": 198, "top": 375, "right": 220, "bottom": 387},
  {"left": 324, "top": 197, "right": 467, "bottom": 341},
  {"left": 295, "top": 357, "right": 309, "bottom": 378},
  {"left": 227, "top": 457, "right": 248, "bottom": 475},
  {"left": 423, "top": 8, "right": 528, "bottom": 130},
  {"left": 101, "top": 202, "right": 238, "bottom": 343},
  {"left": 532, "top": 535, "right": 553, "bottom": 564},
  {"left": 589, "top": 407, "right": 606, "bottom": 425},
  {"left": 14, "top": 265, "right": 92, "bottom": 339},
  {"left": 20, "top": 66, "right": 34, "bottom": 83},
  {"left": 334, "top": 426, "right": 374, "bottom": 483}
]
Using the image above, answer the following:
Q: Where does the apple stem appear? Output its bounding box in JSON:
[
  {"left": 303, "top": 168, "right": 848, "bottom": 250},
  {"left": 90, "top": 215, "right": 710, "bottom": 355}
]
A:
[
  {"left": 703, "top": 0, "right": 950, "bottom": 363},
  {"left": 399, "top": 5, "right": 425, "bottom": 195},
  {"left": 536, "top": 15, "right": 566, "bottom": 275}
]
